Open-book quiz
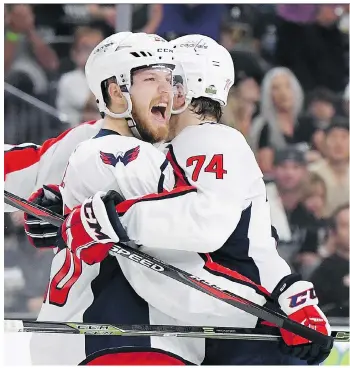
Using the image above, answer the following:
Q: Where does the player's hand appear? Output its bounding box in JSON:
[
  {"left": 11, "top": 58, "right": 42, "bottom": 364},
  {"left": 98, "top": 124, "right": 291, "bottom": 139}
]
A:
[
  {"left": 57, "top": 190, "right": 126, "bottom": 265},
  {"left": 272, "top": 275, "right": 332, "bottom": 365},
  {"left": 24, "top": 184, "right": 63, "bottom": 248}
]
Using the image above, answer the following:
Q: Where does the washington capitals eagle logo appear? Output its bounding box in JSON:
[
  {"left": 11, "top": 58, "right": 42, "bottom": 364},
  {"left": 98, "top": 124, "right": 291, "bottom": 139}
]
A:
[{"left": 100, "top": 146, "right": 140, "bottom": 167}]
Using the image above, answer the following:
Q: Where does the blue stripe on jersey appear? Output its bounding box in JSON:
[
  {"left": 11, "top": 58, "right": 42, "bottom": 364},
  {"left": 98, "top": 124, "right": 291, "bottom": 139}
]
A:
[
  {"left": 157, "top": 159, "right": 169, "bottom": 193},
  {"left": 94, "top": 129, "right": 121, "bottom": 139},
  {"left": 208, "top": 204, "right": 261, "bottom": 285},
  {"left": 84, "top": 256, "right": 151, "bottom": 356}
]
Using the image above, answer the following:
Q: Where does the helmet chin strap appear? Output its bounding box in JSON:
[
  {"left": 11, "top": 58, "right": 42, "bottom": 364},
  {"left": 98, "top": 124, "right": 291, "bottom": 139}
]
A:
[
  {"left": 103, "top": 86, "right": 143, "bottom": 140},
  {"left": 126, "top": 117, "right": 143, "bottom": 140}
]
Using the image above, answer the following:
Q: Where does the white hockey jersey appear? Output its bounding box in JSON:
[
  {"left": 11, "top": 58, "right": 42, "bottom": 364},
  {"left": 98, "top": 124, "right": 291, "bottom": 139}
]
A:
[
  {"left": 40, "top": 123, "right": 290, "bottom": 328},
  {"left": 116, "top": 123, "right": 292, "bottom": 326},
  {"left": 31, "top": 128, "right": 188, "bottom": 365},
  {"left": 38, "top": 127, "right": 175, "bottom": 317},
  {"left": 5, "top": 121, "right": 291, "bottom": 324},
  {"left": 5, "top": 121, "right": 291, "bottom": 365},
  {"left": 4, "top": 120, "right": 103, "bottom": 211}
]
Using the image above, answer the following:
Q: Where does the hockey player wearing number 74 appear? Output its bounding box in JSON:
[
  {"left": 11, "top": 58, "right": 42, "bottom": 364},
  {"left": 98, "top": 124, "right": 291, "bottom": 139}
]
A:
[{"left": 24, "top": 34, "right": 332, "bottom": 365}]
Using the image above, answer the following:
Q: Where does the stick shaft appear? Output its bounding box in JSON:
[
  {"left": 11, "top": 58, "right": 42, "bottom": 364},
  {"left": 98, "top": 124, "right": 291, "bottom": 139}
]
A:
[
  {"left": 3, "top": 190, "right": 334, "bottom": 348},
  {"left": 4, "top": 319, "right": 349, "bottom": 342}
]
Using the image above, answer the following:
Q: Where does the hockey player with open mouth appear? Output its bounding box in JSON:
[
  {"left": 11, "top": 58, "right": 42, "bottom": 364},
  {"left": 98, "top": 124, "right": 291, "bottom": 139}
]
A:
[
  {"left": 5, "top": 33, "right": 332, "bottom": 365},
  {"left": 25, "top": 32, "right": 195, "bottom": 365}
]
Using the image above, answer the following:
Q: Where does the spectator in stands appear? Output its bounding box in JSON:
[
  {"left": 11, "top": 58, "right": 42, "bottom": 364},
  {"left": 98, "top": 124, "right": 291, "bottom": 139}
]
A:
[
  {"left": 86, "top": 4, "right": 117, "bottom": 30},
  {"left": 265, "top": 147, "right": 319, "bottom": 273},
  {"left": 307, "top": 88, "right": 337, "bottom": 128},
  {"left": 5, "top": 4, "right": 59, "bottom": 96},
  {"left": 304, "top": 87, "right": 338, "bottom": 156},
  {"left": 310, "top": 204, "right": 349, "bottom": 317},
  {"left": 219, "top": 23, "right": 236, "bottom": 53},
  {"left": 297, "top": 172, "right": 328, "bottom": 277},
  {"left": 228, "top": 49, "right": 267, "bottom": 86},
  {"left": 137, "top": 4, "right": 164, "bottom": 34},
  {"left": 155, "top": 4, "right": 227, "bottom": 41},
  {"left": 250, "top": 67, "right": 314, "bottom": 175},
  {"left": 275, "top": 5, "right": 348, "bottom": 93},
  {"left": 302, "top": 172, "right": 327, "bottom": 223},
  {"left": 31, "top": 4, "right": 115, "bottom": 75},
  {"left": 309, "top": 118, "right": 349, "bottom": 217},
  {"left": 56, "top": 26, "right": 103, "bottom": 126},
  {"left": 250, "top": 4, "right": 278, "bottom": 66},
  {"left": 222, "top": 77, "right": 260, "bottom": 146}
]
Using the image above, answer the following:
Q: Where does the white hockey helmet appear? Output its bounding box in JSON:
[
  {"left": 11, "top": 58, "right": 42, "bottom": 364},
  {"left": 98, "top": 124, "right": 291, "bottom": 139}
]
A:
[
  {"left": 85, "top": 32, "right": 176, "bottom": 139},
  {"left": 170, "top": 35, "right": 235, "bottom": 114}
]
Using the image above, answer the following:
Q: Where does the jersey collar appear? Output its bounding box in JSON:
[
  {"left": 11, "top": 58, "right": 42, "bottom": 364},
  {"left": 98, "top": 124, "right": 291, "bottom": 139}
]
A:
[{"left": 94, "top": 129, "right": 121, "bottom": 139}]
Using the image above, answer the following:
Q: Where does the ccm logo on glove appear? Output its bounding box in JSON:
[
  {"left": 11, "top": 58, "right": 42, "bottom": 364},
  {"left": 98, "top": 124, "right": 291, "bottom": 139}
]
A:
[
  {"left": 59, "top": 192, "right": 121, "bottom": 265},
  {"left": 83, "top": 199, "right": 110, "bottom": 241},
  {"left": 289, "top": 287, "right": 317, "bottom": 308}
]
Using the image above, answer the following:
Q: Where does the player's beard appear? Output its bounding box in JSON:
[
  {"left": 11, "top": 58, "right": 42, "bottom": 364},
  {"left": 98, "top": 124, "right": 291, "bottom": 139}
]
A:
[{"left": 131, "top": 107, "right": 169, "bottom": 144}]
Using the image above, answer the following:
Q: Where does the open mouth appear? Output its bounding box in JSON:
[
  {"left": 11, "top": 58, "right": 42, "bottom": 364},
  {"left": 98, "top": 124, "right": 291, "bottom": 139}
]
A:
[{"left": 151, "top": 103, "right": 167, "bottom": 121}]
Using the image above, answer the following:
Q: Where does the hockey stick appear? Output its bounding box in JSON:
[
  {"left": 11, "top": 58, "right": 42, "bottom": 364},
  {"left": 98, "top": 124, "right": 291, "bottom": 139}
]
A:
[
  {"left": 4, "top": 319, "right": 349, "bottom": 342},
  {"left": 4, "top": 190, "right": 334, "bottom": 348}
]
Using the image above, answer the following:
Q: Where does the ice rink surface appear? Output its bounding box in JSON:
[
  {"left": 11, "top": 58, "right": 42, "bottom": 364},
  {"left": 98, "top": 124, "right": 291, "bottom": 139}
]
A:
[
  {"left": 4, "top": 330, "right": 349, "bottom": 365},
  {"left": 5, "top": 333, "right": 32, "bottom": 365}
]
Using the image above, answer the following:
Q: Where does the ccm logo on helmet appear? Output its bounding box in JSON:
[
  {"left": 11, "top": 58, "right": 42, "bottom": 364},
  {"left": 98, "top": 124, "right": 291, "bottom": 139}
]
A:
[
  {"left": 83, "top": 200, "right": 110, "bottom": 241},
  {"left": 157, "top": 48, "right": 173, "bottom": 53},
  {"left": 288, "top": 288, "right": 317, "bottom": 308}
]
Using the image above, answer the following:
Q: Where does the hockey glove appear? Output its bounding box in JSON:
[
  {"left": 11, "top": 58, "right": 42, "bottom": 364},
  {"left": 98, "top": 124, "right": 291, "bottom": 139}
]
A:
[
  {"left": 57, "top": 190, "right": 127, "bottom": 265},
  {"left": 24, "top": 184, "right": 63, "bottom": 248},
  {"left": 272, "top": 274, "right": 332, "bottom": 365}
]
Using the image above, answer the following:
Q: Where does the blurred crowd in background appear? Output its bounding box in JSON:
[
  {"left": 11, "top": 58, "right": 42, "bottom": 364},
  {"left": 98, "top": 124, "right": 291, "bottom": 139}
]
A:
[{"left": 4, "top": 4, "right": 349, "bottom": 323}]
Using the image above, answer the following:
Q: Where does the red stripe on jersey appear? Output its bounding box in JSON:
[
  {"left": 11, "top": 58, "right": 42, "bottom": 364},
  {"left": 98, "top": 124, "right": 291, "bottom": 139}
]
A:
[
  {"left": 4, "top": 120, "right": 98, "bottom": 177},
  {"left": 116, "top": 186, "right": 196, "bottom": 215},
  {"left": 203, "top": 253, "right": 270, "bottom": 297},
  {"left": 166, "top": 145, "right": 191, "bottom": 187},
  {"left": 189, "top": 277, "right": 250, "bottom": 305},
  {"left": 64, "top": 204, "right": 72, "bottom": 216},
  {"left": 48, "top": 248, "right": 83, "bottom": 306},
  {"left": 4, "top": 146, "right": 40, "bottom": 180}
]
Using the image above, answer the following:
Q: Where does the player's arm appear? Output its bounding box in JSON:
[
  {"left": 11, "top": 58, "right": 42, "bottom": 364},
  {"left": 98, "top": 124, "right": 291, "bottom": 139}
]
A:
[
  {"left": 53, "top": 142, "right": 178, "bottom": 263},
  {"left": 24, "top": 139, "right": 175, "bottom": 251},
  {"left": 116, "top": 135, "right": 260, "bottom": 253},
  {"left": 57, "top": 131, "right": 287, "bottom": 286},
  {"left": 4, "top": 120, "right": 101, "bottom": 211},
  {"left": 10, "top": 120, "right": 102, "bottom": 248},
  {"left": 112, "top": 143, "right": 332, "bottom": 364},
  {"left": 57, "top": 134, "right": 248, "bottom": 261},
  {"left": 5, "top": 143, "right": 39, "bottom": 211},
  {"left": 114, "top": 131, "right": 291, "bottom": 291}
]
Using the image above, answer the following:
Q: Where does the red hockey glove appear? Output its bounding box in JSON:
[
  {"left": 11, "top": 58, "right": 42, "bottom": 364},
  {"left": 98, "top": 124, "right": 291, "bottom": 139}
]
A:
[
  {"left": 24, "top": 184, "right": 63, "bottom": 248},
  {"left": 57, "top": 190, "right": 126, "bottom": 265},
  {"left": 272, "top": 275, "right": 332, "bottom": 365}
]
